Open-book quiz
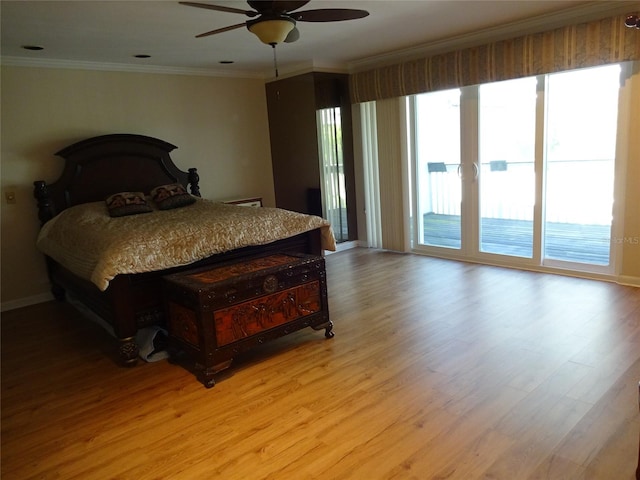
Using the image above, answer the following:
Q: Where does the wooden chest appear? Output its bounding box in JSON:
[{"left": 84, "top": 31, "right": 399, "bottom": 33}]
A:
[{"left": 163, "top": 253, "right": 333, "bottom": 387}]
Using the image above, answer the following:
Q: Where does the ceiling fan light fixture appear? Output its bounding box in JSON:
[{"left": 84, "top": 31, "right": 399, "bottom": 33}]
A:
[
  {"left": 624, "top": 14, "right": 640, "bottom": 29},
  {"left": 247, "top": 18, "right": 296, "bottom": 45}
]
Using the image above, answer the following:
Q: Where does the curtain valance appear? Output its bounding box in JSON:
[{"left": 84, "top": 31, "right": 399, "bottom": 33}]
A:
[{"left": 349, "top": 14, "right": 640, "bottom": 103}]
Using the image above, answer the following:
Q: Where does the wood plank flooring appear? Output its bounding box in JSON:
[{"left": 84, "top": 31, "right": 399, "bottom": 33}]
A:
[{"left": 2, "top": 248, "right": 639, "bottom": 479}]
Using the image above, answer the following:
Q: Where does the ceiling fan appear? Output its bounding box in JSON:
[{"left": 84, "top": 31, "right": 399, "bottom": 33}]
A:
[{"left": 180, "top": 1, "right": 370, "bottom": 46}]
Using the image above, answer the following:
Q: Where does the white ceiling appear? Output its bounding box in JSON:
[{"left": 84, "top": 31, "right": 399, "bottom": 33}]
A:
[{"left": 1, "top": 1, "right": 637, "bottom": 78}]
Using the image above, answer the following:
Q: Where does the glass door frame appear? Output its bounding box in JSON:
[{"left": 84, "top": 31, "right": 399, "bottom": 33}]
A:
[
  {"left": 407, "top": 64, "right": 630, "bottom": 277},
  {"left": 408, "top": 85, "right": 542, "bottom": 269}
]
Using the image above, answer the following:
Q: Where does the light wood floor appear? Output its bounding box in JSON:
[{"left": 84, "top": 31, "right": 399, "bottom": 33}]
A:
[{"left": 2, "top": 248, "right": 639, "bottom": 479}]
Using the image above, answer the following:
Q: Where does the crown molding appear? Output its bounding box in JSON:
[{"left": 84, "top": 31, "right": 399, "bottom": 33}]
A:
[
  {"left": 0, "top": 55, "right": 347, "bottom": 81},
  {"left": 264, "top": 60, "right": 349, "bottom": 82},
  {"left": 0, "top": 56, "right": 265, "bottom": 79},
  {"left": 348, "top": 1, "right": 639, "bottom": 73}
]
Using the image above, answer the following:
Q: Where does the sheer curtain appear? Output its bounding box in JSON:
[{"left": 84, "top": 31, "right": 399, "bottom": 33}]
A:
[
  {"left": 360, "top": 101, "right": 382, "bottom": 248},
  {"left": 359, "top": 99, "right": 407, "bottom": 251}
]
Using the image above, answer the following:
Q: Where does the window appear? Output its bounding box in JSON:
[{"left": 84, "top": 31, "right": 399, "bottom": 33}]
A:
[{"left": 317, "top": 107, "right": 349, "bottom": 243}]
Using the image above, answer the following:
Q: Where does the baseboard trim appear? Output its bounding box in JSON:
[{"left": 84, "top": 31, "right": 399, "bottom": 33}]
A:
[
  {"left": 326, "top": 240, "right": 360, "bottom": 255},
  {"left": 617, "top": 275, "right": 640, "bottom": 287},
  {"left": 3, "top": 258, "right": 635, "bottom": 313},
  {"left": 1, "top": 292, "right": 54, "bottom": 312}
]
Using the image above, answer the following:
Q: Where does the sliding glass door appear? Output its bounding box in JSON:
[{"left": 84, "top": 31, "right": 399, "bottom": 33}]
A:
[
  {"left": 543, "top": 65, "right": 620, "bottom": 265},
  {"left": 478, "top": 77, "right": 537, "bottom": 258},
  {"left": 412, "top": 79, "right": 537, "bottom": 258},
  {"left": 414, "top": 89, "right": 462, "bottom": 249},
  {"left": 411, "top": 63, "right": 622, "bottom": 272}
]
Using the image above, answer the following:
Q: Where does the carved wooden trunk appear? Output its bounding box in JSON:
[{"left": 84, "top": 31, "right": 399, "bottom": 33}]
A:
[{"left": 163, "top": 253, "right": 333, "bottom": 387}]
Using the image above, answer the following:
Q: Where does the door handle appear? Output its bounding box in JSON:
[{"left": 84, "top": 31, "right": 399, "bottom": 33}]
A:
[{"left": 457, "top": 164, "right": 479, "bottom": 180}]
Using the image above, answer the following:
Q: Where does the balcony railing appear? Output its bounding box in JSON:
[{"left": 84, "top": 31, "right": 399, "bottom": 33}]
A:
[{"left": 421, "top": 159, "right": 613, "bottom": 225}]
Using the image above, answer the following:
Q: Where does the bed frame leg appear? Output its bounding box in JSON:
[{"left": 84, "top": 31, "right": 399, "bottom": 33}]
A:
[
  {"left": 108, "top": 276, "right": 141, "bottom": 366},
  {"left": 118, "top": 337, "right": 139, "bottom": 367}
]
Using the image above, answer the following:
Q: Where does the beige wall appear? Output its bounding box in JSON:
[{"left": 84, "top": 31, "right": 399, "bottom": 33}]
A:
[{"left": 1, "top": 66, "right": 275, "bottom": 309}]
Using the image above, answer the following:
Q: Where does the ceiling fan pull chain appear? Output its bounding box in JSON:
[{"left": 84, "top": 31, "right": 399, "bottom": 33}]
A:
[{"left": 272, "top": 44, "right": 279, "bottom": 78}]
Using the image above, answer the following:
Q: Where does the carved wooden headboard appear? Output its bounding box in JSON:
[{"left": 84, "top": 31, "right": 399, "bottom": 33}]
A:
[{"left": 34, "top": 134, "right": 200, "bottom": 224}]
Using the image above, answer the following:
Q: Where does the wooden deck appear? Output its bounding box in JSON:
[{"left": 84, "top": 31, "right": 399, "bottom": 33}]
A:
[{"left": 423, "top": 213, "right": 610, "bottom": 265}]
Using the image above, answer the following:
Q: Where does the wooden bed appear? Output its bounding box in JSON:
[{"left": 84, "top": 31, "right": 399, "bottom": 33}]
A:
[{"left": 33, "top": 134, "right": 324, "bottom": 365}]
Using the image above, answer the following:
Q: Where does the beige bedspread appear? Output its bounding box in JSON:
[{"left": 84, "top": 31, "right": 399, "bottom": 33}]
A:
[{"left": 36, "top": 198, "right": 336, "bottom": 291}]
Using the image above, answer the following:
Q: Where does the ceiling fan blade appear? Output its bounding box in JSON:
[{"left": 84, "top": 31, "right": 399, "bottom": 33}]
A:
[
  {"left": 292, "top": 8, "right": 369, "bottom": 22},
  {"left": 247, "top": 1, "right": 310, "bottom": 14},
  {"left": 195, "top": 22, "right": 246, "bottom": 38},
  {"left": 284, "top": 26, "right": 300, "bottom": 43},
  {"left": 180, "top": 2, "right": 258, "bottom": 17}
]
